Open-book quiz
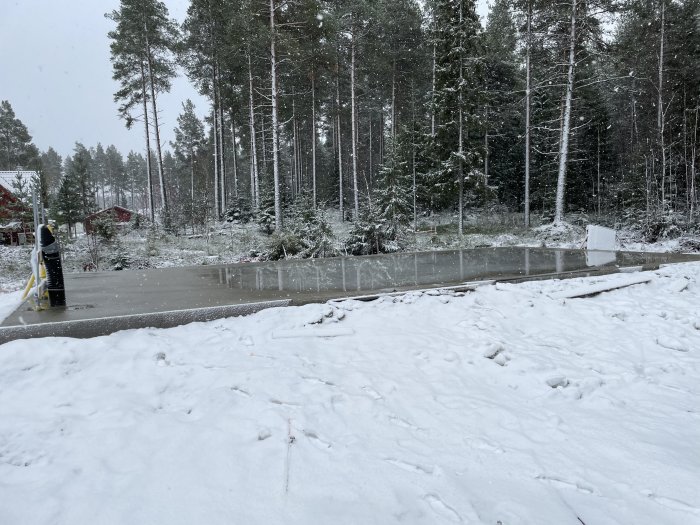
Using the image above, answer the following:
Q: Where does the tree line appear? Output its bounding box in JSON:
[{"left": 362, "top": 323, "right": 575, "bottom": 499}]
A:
[{"left": 3, "top": 0, "right": 699, "bottom": 248}]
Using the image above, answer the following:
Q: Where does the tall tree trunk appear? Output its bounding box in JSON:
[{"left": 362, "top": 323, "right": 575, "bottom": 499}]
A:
[
  {"left": 524, "top": 0, "right": 531, "bottom": 227},
  {"left": 311, "top": 67, "right": 317, "bottom": 209},
  {"left": 597, "top": 126, "right": 602, "bottom": 216},
  {"left": 217, "top": 80, "right": 226, "bottom": 214},
  {"left": 458, "top": 0, "right": 464, "bottom": 237},
  {"left": 692, "top": 105, "right": 698, "bottom": 218},
  {"left": 484, "top": 110, "right": 489, "bottom": 187},
  {"left": 292, "top": 99, "right": 298, "bottom": 196},
  {"left": 212, "top": 101, "right": 219, "bottom": 218},
  {"left": 247, "top": 50, "right": 260, "bottom": 209},
  {"left": 554, "top": 0, "right": 577, "bottom": 225},
  {"left": 297, "top": 116, "right": 303, "bottom": 193},
  {"left": 391, "top": 58, "right": 397, "bottom": 142},
  {"left": 190, "top": 144, "right": 195, "bottom": 231},
  {"left": 351, "top": 27, "right": 359, "bottom": 220},
  {"left": 145, "top": 31, "right": 168, "bottom": 227},
  {"left": 431, "top": 41, "right": 436, "bottom": 138},
  {"left": 336, "top": 55, "right": 344, "bottom": 222},
  {"left": 658, "top": 0, "right": 666, "bottom": 210},
  {"left": 412, "top": 82, "right": 417, "bottom": 231},
  {"left": 230, "top": 116, "right": 238, "bottom": 200},
  {"left": 270, "top": 0, "right": 282, "bottom": 231},
  {"left": 139, "top": 61, "right": 155, "bottom": 222}
]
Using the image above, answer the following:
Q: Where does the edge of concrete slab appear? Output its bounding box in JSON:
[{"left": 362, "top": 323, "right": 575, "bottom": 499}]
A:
[
  {"left": 0, "top": 263, "right": 666, "bottom": 346},
  {"left": 0, "top": 300, "right": 291, "bottom": 346}
]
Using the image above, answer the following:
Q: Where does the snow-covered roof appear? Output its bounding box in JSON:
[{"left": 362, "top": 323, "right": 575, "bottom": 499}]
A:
[
  {"left": 85, "top": 205, "right": 136, "bottom": 219},
  {"left": 0, "top": 170, "right": 38, "bottom": 194}
]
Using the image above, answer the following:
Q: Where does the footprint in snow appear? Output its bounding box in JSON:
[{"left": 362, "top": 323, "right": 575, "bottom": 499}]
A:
[
  {"left": 642, "top": 491, "right": 700, "bottom": 515},
  {"left": 303, "top": 429, "right": 332, "bottom": 449},
  {"left": 388, "top": 414, "right": 421, "bottom": 431},
  {"left": 269, "top": 398, "right": 301, "bottom": 407},
  {"left": 384, "top": 458, "right": 434, "bottom": 475},
  {"left": 546, "top": 376, "right": 569, "bottom": 389},
  {"left": 238, "top": 336, "right": 254, "bottom": 347},
  {"left": 301, "top": 376, "right": 335, "bottom": 387},
  {"left": 424, "top": 494, "right": 463, "bottom": 523},
  {"left": 484, "top": 344, "right": 510, "bottom": 366},
  {"left": 536, "top": 474, "right": 596, "bottom": 495},
  {"left": 362, "top": 385, "right": 383, "bottom": 400},
  {"left": 231, "top": 386, "right": 251, "bottom": 397},
  {"left": 656, "top": 336, "right": 690, "bottom": 352}
]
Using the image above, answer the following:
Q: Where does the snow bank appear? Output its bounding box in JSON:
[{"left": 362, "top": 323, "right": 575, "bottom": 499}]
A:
[
  {"left": 1, "top": 264, "right": 700, "bottom": 524},
  {"left": 0, "top": 290, "right": 22, "bottom": 323}
]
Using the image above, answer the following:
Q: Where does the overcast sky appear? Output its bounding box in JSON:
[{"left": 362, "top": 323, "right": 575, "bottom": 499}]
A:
[{"left": 0, "top": 0, "right": 490, "bottom": 161}]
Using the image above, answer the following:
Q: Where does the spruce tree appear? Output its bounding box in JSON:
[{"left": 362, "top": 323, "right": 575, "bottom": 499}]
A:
[
  {"left": 431, "top": 0, "right": 483, "bottom": 235},
  {"left": 483, "top": 0, "right": 523, "bottom": 211},
  {"left": 40, "top": 148, "right": 63, "bottom": 198},
  {"left": 172, "top": 99, "right": 206, "bottom": 232},
  {"left": 377, "top": 131, "right": 412, "bottom": 247}
]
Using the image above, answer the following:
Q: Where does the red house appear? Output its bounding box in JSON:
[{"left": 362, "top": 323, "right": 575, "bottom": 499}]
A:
[
  {"left": 84, "top": 206, "right": 135, "bottom": 234},
  {"left": 0, "top": 171, "right": 34, "bottom": 245},
  {"left": 0, "top": 183, "right": 17, "bottom": 219},
  {"left": 0, "top": 171, "right": 31, "bottom": 219}
]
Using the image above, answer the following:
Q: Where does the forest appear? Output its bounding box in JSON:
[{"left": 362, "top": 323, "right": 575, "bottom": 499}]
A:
[{"left": 2, "top": 0, "right": 699, "bottom": 255}]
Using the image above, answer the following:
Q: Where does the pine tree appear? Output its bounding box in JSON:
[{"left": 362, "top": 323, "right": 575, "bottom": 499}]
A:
[
  {"left": 105, "top": 145, "right": 127, "bottom": 207},
  {"left": 107, "top": 0, "right": 178, "bottom": 226},
  {"left": 0, "top": 100, "right": 40, "bottom": 170},
  {"left": 54, "top": 172, "right": 82, "bottom": 237},
  {"left": 125, "top": 151, "right": 148, "bottom": 211},
  {"left": 92, "top": 143, "right": 108, "bottom": 209},
  {"left": 68, "top": 144, "right": 97, "bottom": 220}
]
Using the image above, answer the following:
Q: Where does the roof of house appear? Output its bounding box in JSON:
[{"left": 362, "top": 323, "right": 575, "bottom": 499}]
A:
[
  {"left": 85, "top": 206, "right": 136, "bottom": 221},
  {"left": 0, "top": 171, "right": 39, "bottom": 194}
]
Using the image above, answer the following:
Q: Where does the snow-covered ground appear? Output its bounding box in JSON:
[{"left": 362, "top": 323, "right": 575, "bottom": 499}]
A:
[
  {"left": 1, "top": 263, "right": 699, "bottom": 524},
  {"left": 0, "top": 289, "right": 22, "bottom": 322}
]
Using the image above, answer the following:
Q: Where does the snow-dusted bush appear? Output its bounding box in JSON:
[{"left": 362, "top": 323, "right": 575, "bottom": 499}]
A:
[
  {"left": 345, "top": 205, "right": 393, "bottom": 255},
  {"left": 225, "top": 198, "right": 253, "bottom": 224},
  {"left": 262, "top": 198, "right": 339, "bottom": 260},
  {"left": 263, "top": 231, "right": 304, "bottom": 260}
]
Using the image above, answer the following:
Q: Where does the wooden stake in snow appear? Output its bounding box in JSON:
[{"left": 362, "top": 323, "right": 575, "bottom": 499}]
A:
[{"left": 284, "top": 418, "right": 295, "bottom": 494}]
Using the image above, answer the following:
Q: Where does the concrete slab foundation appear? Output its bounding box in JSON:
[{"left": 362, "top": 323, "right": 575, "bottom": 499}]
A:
[{"left": 2, "top": 247, "right": 698, "bottom": 344}]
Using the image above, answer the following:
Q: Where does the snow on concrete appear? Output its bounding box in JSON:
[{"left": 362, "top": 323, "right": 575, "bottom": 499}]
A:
[
  {"left": 1, "top": 264, "right": 700, "bottom": 524},
  {"left": 547, "top": 273, "right": 652, "bottom": 299},
  {"left": 0, "top": 289, "right": 22, "bottom": 323}
]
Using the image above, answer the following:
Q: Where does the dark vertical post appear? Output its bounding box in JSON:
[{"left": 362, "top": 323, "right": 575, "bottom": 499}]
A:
[{"left": 39, "top": 225, "right": 66, "bottom": 307}]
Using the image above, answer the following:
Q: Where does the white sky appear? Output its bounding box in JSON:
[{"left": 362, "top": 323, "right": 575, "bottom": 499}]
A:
[{"left": 0, "top": 0, "right": 489, "bottom": 161}]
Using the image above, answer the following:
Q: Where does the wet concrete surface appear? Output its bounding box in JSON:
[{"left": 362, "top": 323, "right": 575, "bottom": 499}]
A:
[{"left": 2, "top": 247, "right": 699, "bottom": 343}]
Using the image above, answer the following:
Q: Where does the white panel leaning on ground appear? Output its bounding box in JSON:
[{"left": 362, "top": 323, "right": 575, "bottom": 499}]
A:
[
  {"left": 586, "top": 224, "right": 617, "bottom": 251},
  {"left": 586, "top": 224, "right": 617, "bottom": 267}
]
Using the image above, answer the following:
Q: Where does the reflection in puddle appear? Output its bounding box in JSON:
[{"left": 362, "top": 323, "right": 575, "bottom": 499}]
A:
[{"left": 208, "top": 248, "right": 693, "bottom": 296}]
